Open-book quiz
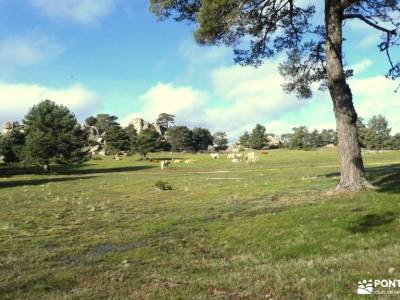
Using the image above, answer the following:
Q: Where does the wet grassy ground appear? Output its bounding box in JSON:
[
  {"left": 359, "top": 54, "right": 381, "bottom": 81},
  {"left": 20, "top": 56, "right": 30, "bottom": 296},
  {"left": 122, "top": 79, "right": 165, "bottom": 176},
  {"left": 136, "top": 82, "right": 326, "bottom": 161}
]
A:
[{"left": 1, "top": 149, "right": 399, "bottom": 299}]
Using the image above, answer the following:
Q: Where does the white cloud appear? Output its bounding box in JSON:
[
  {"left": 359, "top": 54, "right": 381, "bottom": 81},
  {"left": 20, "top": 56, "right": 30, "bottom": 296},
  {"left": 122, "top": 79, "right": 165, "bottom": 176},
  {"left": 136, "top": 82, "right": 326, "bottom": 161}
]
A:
[
  {"left": 121, "top": 83, "right": 208, "bottom": 127},
  {"left": 351, "top": 76, "right": 400, "bottom": 133},
  {"left": 0, "top": 32, "right": 64, "bottom": 74},
  {"left": 0, "top": 82, "right": 100, "bottom": 125},
  {"left": 122, "top": 61, "right": 309, "bottom": 140},
  {"left": 121, "top": 61, "right": 400, "bottom": 142},
  {"left": 30, "top": 0, "right": 117, "bottom": 24},
  {"left": 204, "top": 61, "right": 305, "bottom": 135}
]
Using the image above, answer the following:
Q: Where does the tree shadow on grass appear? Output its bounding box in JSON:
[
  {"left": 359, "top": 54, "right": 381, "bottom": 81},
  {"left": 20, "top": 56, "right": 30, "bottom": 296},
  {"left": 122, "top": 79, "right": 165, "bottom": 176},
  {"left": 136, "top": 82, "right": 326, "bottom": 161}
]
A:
[
  {"left": 347, "top": 212, "right": 397, "bottom": 233},
  {"left": 0, "top": 165, "right": 156, "bottom": 177},
  {"left": 56, "top": 165, "right": 156, "bottom": 175},
  {"left": 0, "top": 176, "right": 97, "bottom": 189},
  {"left": 323, "top": 164, "right": 400, "bottom": 194},
  {"left": 370, "top": 165, "right": 400, "bottom": 194}
]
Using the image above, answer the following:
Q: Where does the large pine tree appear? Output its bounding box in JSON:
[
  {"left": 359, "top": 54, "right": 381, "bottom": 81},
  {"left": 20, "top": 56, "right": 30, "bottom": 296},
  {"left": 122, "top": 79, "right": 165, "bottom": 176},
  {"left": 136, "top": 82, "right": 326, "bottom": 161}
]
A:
[
  {"left": 149, "top": 0, "right": 400, "bottom": 191},
  {"left": 23, "top": 100, "right": 89, "bottom": 172}
]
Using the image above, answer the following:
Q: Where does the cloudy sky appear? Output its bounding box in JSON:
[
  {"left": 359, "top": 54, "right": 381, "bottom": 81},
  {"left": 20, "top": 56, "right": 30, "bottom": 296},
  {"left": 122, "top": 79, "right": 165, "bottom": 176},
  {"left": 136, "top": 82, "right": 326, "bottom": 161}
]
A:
[{"left": 0, "top": 0, "right": 399, "bottom": 140}]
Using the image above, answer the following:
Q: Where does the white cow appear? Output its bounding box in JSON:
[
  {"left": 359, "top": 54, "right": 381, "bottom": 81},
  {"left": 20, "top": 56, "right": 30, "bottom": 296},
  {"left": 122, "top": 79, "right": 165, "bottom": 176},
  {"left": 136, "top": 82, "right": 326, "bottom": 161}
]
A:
[
  {"left": 228, "top": 153, "right": 242, "bottom": 159},
  {"left": 160, "top": 160, "right": 170, "bottom": 170},
  {"left": 245, "top": 152, "right": 259, "bottom": 164},
  {"left": 210, "top": 153, "right": 220, "bottom": 160}
]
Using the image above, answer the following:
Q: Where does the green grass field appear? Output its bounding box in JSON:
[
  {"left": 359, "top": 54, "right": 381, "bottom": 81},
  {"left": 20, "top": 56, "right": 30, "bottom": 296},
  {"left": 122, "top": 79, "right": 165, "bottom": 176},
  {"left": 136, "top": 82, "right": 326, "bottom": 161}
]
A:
[{"left": 1, "top": 149, "right": 400, "bottom": 299}]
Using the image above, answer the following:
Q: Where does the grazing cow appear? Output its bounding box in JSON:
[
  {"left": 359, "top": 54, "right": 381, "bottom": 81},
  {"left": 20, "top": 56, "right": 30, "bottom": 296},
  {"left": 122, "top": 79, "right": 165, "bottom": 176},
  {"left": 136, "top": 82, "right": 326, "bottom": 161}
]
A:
[
  {"left": 248, "top": 156, "right": 259, "bottom": 164},
  {"left": 228, "top": 153, "right": 242, "bottom": 159},
  {"left": 173, "top": 159, "right": 182, "bottom": 163},
  {"left": 185, "top": 159, "right": 195, "bottom": 164},
  {"left": 210, "top": 153, "right": 220, "bottom": 160},
  {"left": 160, "top": 160, "right": 170, "bottom": 170},
  {"left": 245, "top": 152, "right": 255, "bottom": 161},
  {"left": 245, "top": 152, "right": 259, "bottom": 164},
  {"left": 261, "top": 150, "right": 269, "bottom": 156}
]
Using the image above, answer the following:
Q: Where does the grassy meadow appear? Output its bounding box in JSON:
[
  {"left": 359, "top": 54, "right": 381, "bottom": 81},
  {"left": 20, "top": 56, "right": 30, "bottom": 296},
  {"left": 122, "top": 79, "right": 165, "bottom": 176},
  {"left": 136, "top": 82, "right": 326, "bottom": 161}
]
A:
[{"left": 1, "top": 149, "right": 400, "bottom": 299}]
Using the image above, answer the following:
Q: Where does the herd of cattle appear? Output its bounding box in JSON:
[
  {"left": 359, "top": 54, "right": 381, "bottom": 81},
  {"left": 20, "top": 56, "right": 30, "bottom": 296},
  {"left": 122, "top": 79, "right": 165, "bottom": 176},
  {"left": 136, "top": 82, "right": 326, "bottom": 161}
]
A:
[{"left": 149, "top": 150, "right": 269, "bottom": 170}]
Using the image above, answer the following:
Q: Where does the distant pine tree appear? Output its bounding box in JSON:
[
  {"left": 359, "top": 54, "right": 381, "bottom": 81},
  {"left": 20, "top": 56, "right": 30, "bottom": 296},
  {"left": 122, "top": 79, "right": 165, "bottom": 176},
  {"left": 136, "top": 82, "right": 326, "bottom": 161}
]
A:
[
  {"left": 213, "top": 132, "right": 228, "bottom": 150},
  {"left": 165, "top": 126, "right": 194, "bottom": 152},
  {"left": 249, "top": 124, "right": 266, "bottom": 149},
  {"left": 239, "top": 131, "right": 251, "bottom": 148},
  {"left": 192, "top": 127, "right": 213, "bottom": 151},
  {"left": 134, "top": 128, "right": 160, "bottom": 159},
  {"left": 125, "top": 124, "right": 138, "bottom": 154},
  {"left": 0, "top": 129, "right": 25, "bottom": 164},
  {"left": 105, "top": 125, "right": 130, "bottom": 154}
]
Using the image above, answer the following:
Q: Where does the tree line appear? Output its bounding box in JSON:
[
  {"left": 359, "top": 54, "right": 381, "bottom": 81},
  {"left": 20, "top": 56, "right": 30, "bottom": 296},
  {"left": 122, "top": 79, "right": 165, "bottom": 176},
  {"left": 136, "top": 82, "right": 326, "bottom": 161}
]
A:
[
  {"left": 0, "top": 100, "right": 229, "bottom": 171},
  {"left": 86, "top": 113, "right": 229, "bottom": 156},
  {"left": 1, "top": 100, "right": 399, "bottom": 171},
  {"left": 239, "top": 116, "right": 400, "bottom": 151}
]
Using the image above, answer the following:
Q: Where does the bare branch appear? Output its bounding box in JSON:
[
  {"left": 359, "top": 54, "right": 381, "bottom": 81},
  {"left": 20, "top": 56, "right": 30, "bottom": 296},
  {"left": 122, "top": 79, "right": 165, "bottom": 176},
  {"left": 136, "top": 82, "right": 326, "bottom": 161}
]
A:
[{"left": 342, "top": 13, "right": 396, "bottom": 35}]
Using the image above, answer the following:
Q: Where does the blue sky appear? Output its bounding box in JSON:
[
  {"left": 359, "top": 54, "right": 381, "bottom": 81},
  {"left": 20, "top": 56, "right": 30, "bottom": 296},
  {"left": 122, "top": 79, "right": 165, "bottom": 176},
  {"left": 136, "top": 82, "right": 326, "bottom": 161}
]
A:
[{"left": 1, "top": 0, "right": 399, "bottom": 140}]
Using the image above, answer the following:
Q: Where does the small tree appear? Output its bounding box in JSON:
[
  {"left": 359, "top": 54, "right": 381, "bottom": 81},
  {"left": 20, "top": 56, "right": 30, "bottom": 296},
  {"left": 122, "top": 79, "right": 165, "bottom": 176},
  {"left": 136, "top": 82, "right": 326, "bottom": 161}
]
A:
[
  {"left": 165, "top": 126, "right": 194, "bottom": 151},
  {"left": 249, "top": 124, "right": 267, "bottom": 150},
  {"left": 239, "top": 131, "right": 251, "bottom": 148},
  {"left": 365, "top": 115, "right": 392, "bottom": 150},
  {"left": 23, "top": 100, "right": 89, "bottom": 171},
  {"left": 391, "top": 134, "right": 400, "bottom": 150},
  {"left": 192, "top": 127, "right": 213, "bottom": 151},
  {"left": 134, "top": 128, "right": 160, "bottom": 159},
  {"left": 309, "top": 129, "right": 324, "bottom": 149},
  {"left": 105, "top": 124, "right": 130, "bottom": 154},
  {"left": 320, "top": 129, "right": 337, "bottom": 146},
  {"left": 125, "top": 124, "right": 138, "bottom": 154},
  {"left": 213, "top": 132, "right": 228, "bottom": 151},
  {"left": 0, "top": 129, "right": 26, "bottom": 164},
  {"left": 289, "top": 127, "right": 310, "bottom": 150}
]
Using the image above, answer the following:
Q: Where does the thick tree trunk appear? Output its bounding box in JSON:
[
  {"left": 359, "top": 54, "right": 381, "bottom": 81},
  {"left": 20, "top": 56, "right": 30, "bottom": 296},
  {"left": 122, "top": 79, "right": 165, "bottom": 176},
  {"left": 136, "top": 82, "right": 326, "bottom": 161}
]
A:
[{"left": 325, "top": 1, "right": 370, "bottom": 192}]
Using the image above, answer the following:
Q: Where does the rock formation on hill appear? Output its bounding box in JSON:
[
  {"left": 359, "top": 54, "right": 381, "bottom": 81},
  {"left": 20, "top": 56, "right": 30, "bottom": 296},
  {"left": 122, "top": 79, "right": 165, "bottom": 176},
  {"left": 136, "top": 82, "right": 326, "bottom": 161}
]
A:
[
  {"left": 130, "top": 118, "right": 166, "bottom": 136},
  {"left": 2, "top": 121, "right": 24, "bottom": 135}
]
